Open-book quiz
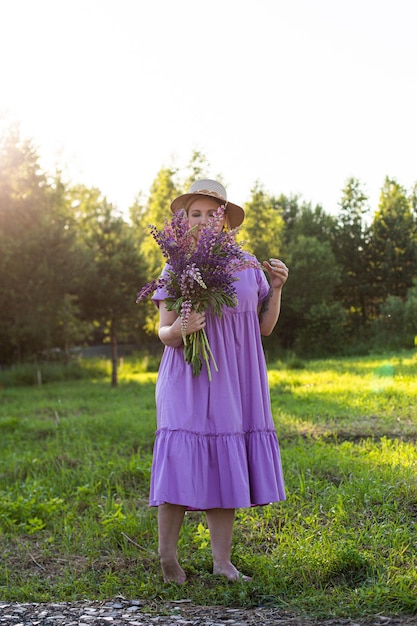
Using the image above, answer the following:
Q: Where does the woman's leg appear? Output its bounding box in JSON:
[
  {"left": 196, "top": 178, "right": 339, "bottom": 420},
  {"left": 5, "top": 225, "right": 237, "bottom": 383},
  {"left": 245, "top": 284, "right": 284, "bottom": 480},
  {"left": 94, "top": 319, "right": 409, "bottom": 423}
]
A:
[
  {"left": 205, "top": 508, "right": 251, "bottom": 581},
  {"left": 158, "top": 503, "right": 187, "bottom": 583}
]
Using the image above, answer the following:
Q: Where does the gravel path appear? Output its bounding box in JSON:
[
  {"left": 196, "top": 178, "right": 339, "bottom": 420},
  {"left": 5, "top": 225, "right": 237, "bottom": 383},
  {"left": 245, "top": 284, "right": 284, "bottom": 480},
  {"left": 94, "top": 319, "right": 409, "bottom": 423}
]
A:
[{"left": 1, "top": 599, "right": 417, "bottom": 626}]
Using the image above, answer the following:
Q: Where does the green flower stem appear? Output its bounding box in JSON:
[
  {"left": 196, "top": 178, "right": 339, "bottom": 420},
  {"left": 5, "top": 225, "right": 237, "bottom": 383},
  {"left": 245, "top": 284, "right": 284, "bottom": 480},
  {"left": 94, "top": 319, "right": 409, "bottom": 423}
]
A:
[
  {"left": 200, "top": 332, "right": 212, "bottom": 382},
  {"left": 201, "top": 328, "right": 218, "bottom": 379},
  {"left": 183, "top": 329, "right": 218, "bottom": 381}
]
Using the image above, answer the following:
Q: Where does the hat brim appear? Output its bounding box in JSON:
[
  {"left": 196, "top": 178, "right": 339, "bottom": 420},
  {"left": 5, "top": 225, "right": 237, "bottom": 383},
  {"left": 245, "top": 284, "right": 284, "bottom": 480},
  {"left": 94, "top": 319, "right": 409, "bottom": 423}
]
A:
[{"left": 170, "top": 192, "right": 245, "bottom": 229}]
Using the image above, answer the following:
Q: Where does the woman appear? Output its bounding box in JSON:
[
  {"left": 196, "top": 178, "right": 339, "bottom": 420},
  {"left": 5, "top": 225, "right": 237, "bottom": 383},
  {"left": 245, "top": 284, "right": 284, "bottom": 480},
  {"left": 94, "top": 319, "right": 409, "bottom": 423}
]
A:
[{"left": 150, "top": 179, "right": 288, "bottom": 583}]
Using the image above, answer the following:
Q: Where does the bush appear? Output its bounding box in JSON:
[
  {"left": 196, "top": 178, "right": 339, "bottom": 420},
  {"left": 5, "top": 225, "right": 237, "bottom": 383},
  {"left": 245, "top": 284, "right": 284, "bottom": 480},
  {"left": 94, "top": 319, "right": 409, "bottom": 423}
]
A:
[
  {"left": 295, "top": 302, "right": 348, "bottom": 358},
  {"left": 371, "top": 296, "right": 413, "bottom": 350},
  {"left": 0, "top": 359, "right": 107, "bottom": 388}
]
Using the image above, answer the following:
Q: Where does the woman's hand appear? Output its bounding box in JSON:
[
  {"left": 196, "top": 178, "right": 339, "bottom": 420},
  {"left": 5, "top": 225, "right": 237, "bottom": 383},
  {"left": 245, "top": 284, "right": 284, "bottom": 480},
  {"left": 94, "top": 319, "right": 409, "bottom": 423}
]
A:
[
  {"left": 184, "top": 310, "right": 206, "bottom": 335},
  {"left": 158, "top": 303, "right": 205, "bottom": 348},
  {"left": 263, "top": 258, "right": 289, "bottom": 290}
]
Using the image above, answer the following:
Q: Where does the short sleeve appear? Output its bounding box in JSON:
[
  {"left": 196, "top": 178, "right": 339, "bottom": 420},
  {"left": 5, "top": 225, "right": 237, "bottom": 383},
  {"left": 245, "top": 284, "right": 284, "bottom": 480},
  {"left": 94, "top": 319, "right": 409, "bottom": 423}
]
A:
[
  {"left": 256, "top": 267, "right": 271, "bottom": 304},
  {"left": 150, "top": 265, "right": 170, "bottom": 308}
]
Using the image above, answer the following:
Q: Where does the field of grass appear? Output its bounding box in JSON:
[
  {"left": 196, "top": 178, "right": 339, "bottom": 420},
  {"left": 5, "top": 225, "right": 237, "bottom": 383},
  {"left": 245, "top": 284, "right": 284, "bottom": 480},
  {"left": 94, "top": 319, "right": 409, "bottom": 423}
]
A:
[{"left": 1, "top": 351, "right": 417, "bottom": 618}]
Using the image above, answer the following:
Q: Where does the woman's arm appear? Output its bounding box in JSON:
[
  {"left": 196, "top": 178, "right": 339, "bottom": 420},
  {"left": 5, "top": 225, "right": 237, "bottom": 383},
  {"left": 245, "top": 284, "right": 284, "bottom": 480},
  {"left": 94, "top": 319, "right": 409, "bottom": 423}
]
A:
[
  {"left": 258, "top": 259, "right": 289, "bottom": 336},
  {"left": 158, "top": 301, "right": 206, "bottom": 348},
  {"left": 258, "top": 286, "right": 283, "bottom": 336}
]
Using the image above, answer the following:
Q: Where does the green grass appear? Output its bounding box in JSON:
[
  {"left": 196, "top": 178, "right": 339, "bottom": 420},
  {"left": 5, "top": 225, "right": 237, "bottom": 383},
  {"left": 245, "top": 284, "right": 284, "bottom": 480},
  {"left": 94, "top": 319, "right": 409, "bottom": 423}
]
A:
[{"left": 1, "top": 351, "right": 417, "bottom": 617}]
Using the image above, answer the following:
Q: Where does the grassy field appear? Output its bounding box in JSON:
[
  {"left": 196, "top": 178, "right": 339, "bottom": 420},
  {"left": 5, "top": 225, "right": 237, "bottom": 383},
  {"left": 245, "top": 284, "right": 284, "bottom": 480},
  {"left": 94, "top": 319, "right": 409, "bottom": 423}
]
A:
[{"left": 1, "top": 351, "right": 417, "bottom": 618}]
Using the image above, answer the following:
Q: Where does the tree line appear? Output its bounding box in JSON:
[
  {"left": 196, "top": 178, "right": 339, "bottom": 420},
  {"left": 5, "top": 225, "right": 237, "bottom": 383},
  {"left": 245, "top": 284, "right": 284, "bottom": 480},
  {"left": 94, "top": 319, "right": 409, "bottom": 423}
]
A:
[{"left": 1, "top": 127, "right": 417, "bottom": 382}]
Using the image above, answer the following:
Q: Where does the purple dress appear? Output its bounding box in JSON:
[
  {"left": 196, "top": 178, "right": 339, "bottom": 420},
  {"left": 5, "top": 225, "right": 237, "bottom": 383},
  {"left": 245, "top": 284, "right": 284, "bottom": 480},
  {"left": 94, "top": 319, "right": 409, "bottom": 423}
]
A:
[{"left": 150, "top": 263, "right": 286, "bottom": 510}]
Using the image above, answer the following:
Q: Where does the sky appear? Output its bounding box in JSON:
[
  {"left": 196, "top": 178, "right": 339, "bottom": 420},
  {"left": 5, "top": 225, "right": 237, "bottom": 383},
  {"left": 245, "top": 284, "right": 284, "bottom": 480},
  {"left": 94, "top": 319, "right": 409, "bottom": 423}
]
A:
[{"left": 1, "top": 0, "right": 417, "bottom": 216}]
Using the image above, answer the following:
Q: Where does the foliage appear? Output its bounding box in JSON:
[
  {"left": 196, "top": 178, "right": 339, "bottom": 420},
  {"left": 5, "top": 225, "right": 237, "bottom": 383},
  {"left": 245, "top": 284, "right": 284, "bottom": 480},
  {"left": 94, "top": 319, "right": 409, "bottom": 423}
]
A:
[
  {"left": 0, "top": 357, "right": 109, "bottom": 387},
  {"left": 131, "top": 167, "right": 180, "bottom": 336},
  {"left": 1, "top": 352, "right": 417, "bottom": 618},
  {"left": 295, "top": 301, "right": 347, "bottom": 357},
  {"left": 371, "top": 280, "right": 417, "bottom": 350},
  {"left": 367, "top": 177, "right": 417, "bottom": 307},
  {"left": 278, "top": 235, "right": 342, "bottom": 349},
  {"left": 371, "top": 296, "right": 409, "bottom": 350},
  {"left": 71, "top": 185, "right": 148, "bottom": 386},
  {"left": 285, "top": 200, "right": 337, "bottom": 245},
  {"left": 0, "top": 129, "right": 80, "bottom": 362},
  {"left": 332, "top": 177, "right": 371, "bottom": 329},
  {"left": 285, "top": 235, "right": 341, "bottom": 314},
  {"left": 405, "top": 279, "right": 417, "bottom": 339},
  {"left": 239, "top": 181, "right": 285, "bottom": 261},
  {"left": 1, "top": 123, "right": 417, "bottom": 364}
]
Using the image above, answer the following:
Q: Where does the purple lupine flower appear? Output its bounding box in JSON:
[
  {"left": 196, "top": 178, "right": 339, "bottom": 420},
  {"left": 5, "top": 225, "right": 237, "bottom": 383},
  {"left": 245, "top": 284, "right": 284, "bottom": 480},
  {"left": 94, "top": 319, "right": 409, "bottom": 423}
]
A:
[
  {"left": 136, "top": 279, "right": 158, "bottom": 302},
  {"left": 180, "top": 299, "right": 193, "bottom": 339},
  {"left": 180, "top": 263, "right": 207, "bottom": 293},
  {"left": 136, "top": 206, "right": 264, "bottom": 379}
]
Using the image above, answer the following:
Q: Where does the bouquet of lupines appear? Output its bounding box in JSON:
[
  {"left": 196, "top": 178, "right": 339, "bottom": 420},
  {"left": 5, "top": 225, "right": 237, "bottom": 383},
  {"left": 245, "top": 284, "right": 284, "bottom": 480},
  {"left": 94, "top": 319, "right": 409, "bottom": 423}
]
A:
[{"left": 136, "top": 206, "right": 262, "bottom": 380}]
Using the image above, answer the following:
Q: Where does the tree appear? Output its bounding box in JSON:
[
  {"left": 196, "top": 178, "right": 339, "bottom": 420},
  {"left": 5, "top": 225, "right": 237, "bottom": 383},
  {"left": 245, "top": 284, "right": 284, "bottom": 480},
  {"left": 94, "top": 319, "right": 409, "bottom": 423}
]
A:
[
  {"left": 0, "top": 126, "right": 79, "bottom": 362},
  {"left": 133, "top": 167, "right": 178, "bottom": 272},
  {"left": 410, "top": 182, "right": 417, "bottom": 217},
  {"left": 296, "top": 301, "right": 348, "bottom": 357},
  {"left": 239, "top": 182, "right": 285, "bottom": 262},
  {"left": 404, "top": 279, "right": 417, "bottom": 345},
  {"left": 289, "top": 201, "right": 337, "bottom": 245},
  {"left": 276, "top": 193, "right": 302, "bottom": 248},
  {"left": 367, "top": 177, "right": 417, "bottom": 308},
  {"left": 180, "top": 149, "right": 211, "bottom": 192},
  {"left": 280, "top": 235, "right": 343, "bottom": 352},
  {"left": 333, "top": 177, "right": 371, "bottom": 328},
  {"left": 73, "top": 186, "right": 147, "bottom": 386},
  {"left": 371, "top": 295, "right": 409, "bottom": 350},
  {"left": 130, "top": 167, "right": 179, "bottom": 336}
]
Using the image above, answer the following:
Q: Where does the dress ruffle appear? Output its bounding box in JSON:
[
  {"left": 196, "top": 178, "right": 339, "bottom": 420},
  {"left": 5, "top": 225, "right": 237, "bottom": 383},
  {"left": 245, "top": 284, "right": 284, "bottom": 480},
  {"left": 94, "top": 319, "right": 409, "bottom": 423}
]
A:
[{"left": 149, "top": 427, "right": 286, "bottom": 509}]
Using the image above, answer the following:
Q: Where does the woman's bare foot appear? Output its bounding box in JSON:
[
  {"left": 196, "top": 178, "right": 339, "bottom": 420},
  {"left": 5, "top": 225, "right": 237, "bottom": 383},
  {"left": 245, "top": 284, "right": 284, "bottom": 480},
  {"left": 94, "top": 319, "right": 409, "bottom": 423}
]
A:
[
  {"left": 160, "top": 557, "right": 186, "bottom": 584},
  {"left": 213, "top": 561, "right": 251, "bottom": 582}
]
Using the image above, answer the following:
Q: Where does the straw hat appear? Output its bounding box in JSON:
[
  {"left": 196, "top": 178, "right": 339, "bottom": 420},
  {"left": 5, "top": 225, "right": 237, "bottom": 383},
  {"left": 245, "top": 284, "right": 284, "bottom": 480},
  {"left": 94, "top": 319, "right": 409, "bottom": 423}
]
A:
[{"left": 170, "top": 179, "right": 245, "bottom": 229}]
